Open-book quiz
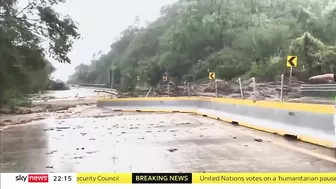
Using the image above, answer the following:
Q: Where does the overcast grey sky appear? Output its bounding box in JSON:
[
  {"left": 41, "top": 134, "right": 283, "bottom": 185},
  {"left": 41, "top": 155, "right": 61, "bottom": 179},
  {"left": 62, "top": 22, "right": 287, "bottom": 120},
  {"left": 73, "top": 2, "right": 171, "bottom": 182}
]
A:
[{"left": 50, "top": 0, "right": 177, "bottom": 81}]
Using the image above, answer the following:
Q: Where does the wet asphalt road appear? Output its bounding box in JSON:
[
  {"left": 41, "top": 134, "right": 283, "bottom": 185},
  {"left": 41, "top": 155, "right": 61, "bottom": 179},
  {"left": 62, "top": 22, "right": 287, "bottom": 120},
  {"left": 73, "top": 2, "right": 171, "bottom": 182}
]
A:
[{"left": 1, "top": 110, "right": 336, "bottom": 173}]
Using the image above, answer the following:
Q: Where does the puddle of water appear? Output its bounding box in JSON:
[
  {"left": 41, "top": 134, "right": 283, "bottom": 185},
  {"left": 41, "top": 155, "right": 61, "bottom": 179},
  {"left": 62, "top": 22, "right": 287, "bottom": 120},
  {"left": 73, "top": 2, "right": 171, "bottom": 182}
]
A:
[{"left": 0, "top": 114, "right": 175, "bottom": 172}]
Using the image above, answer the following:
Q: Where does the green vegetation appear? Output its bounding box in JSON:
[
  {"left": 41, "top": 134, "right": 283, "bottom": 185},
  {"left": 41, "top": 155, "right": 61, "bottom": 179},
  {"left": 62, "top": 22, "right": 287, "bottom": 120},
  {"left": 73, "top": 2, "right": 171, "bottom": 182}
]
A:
[
  {"left": 68, "top": 0, "right": 336, "bottom": 91},
  {"left": 0, "top": 0, "right": 80, "bottom": 107},
  {"left": 49, "top": 80, "right": 70, "bottom": 90},
  {"left": 2, "top": 0, "right": 336, "bottom": 107}
]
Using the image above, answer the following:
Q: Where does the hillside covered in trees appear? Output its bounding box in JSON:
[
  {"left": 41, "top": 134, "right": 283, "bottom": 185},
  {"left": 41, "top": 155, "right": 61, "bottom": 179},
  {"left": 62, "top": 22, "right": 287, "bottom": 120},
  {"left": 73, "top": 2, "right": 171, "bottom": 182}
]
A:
[
  {"left": 68, "top": 0, "right": 336, "bottom": 91},
  {"left": 0, "top": 0, "right": 80, "bottom": 107}
]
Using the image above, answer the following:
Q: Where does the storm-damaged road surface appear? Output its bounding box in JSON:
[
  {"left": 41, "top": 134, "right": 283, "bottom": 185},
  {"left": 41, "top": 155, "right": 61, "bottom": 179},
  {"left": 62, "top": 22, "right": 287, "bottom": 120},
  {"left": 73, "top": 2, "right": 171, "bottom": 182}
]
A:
[{"left": 1, "top": 109, "right": 336, "bottom": 173}]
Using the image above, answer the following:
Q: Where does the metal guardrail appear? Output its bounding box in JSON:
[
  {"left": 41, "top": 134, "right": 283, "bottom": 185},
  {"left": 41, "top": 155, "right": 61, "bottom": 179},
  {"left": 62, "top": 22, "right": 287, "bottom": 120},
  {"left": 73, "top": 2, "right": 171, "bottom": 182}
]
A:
[
  {"left": 80, "top": 84, "right": 107, "bottom": 87},
  {"left": 300, "top": 84, "right": 336, "bottom": 92}
]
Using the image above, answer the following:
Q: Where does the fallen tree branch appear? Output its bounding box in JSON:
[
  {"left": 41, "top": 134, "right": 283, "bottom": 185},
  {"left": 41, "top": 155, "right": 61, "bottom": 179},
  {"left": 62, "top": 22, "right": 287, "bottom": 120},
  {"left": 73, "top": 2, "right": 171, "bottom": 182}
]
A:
[{"left": 94, "top": 90, "right": 118, "bottom": 97}]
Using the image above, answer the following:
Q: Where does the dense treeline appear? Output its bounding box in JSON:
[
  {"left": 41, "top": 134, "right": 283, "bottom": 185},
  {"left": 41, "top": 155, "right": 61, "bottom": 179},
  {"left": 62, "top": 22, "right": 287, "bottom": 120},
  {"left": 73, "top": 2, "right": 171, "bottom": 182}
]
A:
[
  {"left": 68, "top": 0, "right": 336, "bottom": 90},
  {"left": 0, "top": 0, "right": 80, "bottom": 107}
]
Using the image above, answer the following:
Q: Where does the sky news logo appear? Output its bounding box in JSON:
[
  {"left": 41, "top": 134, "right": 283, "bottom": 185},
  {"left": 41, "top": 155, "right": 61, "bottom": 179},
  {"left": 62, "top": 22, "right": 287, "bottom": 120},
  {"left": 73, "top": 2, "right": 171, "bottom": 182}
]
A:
[{"left": 15, "top": 174, "right": 49, "bottom": 183}]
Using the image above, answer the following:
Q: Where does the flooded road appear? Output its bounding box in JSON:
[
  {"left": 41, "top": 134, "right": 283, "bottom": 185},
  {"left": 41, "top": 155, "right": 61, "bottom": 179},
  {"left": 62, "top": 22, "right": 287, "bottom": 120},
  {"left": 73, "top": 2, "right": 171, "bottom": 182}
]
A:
[
  {"left": 32, "top": 86, "right": 111, "bottom": 102},
  {"left": 0, "top": 87, "right": 110, "bottom": 127},
  {"left": 1, "top": 108, "right": 336, "bottom": 173}
]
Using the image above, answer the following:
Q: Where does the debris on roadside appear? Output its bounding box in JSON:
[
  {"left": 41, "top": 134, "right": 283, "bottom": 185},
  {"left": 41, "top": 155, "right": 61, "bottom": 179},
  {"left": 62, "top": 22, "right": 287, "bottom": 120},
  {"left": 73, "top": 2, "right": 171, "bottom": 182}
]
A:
[
  {"left": 254, "top": 138, "right": 263, "bottom": 142},
  {"left": 167, "top": 148, "right": 178, "bottom": 152},
  {"left": 56, "top": 127, "right": 71, "bottom": 130},
  {"left": 46, "top": 150, "right": 57, "bottom": 155},
  {"left": 86, "top": 151, "right": 99, "bottom": 154}
]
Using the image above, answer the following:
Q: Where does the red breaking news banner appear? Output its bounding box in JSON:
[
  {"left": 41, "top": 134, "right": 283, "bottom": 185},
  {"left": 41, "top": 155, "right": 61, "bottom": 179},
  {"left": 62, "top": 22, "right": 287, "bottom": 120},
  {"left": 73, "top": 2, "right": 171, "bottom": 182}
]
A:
[{"left": 28, "top": 174, "right": 49, "bottom": 183}]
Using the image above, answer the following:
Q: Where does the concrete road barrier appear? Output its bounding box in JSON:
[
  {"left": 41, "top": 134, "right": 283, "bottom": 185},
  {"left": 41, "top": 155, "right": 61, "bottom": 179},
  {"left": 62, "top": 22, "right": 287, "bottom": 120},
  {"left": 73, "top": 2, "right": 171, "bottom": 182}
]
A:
[{"left": 98, "top": 97, "right": 336, "bottom": 148}]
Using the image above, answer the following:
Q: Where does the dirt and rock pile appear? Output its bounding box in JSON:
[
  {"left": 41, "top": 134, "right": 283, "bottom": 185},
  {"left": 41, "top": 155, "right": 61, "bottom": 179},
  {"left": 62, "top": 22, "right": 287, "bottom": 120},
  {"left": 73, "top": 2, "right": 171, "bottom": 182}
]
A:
[
  {"left": 142, "top": 76, "right": 304, "bottom": 100},
  {"left": 87, "top": 75, "right": 312, "bottom": 101}
]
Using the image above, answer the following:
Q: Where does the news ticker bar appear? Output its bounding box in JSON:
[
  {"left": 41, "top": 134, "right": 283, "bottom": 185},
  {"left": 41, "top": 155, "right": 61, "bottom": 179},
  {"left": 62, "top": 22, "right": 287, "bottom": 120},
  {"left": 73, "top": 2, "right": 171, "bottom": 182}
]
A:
[
  {"left": 10, "top": 173, "right": 336, "bottom": 184},
  {"left": 77, "top": 173, "right": 336, "bottom": 184}
]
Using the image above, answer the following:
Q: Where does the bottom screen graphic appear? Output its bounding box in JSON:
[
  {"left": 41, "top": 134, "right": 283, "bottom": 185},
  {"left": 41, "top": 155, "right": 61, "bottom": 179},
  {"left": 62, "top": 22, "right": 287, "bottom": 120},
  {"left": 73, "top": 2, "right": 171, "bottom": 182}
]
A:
[{"left": 9, "top": 173, "right": 336, "bottom": 184}]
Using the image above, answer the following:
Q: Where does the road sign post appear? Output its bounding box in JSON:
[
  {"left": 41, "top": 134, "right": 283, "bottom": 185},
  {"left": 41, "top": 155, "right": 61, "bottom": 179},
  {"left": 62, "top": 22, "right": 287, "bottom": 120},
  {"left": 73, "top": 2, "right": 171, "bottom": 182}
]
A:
[
  {"left": 109, "top": 69, "right": 113, "bottom": 99},
  {"left": 215, "top": 79, "right": 218, "bottom": 98},
  {"left": 238, "top": 78, "right": 243, "bottom": 99},
  {"left": 136, "top": 76, "right": 141, "bottom": 91},
  {"left": 289, "top": 66, "right": 293, "bottom": 87},
  {"left": 209, "top": 72, "right": 216, "bottom": 97},
  {"left": 280, "top": 74, "right": 284, "bottom": 101},
  {"left": 146, "top": 87, "right": 152, "bottom": 97},
  {"left": 163, "top": 76, "right": 169, "bottom": 97},
  {"left": 287, "top": 56, "right": 297, "bottom": 87},
  {"left": 187, "top": 82, "right": 190, "bottom": 97},
  {"left": 252, "top": 77, "right": 256, "bottom": 100}
]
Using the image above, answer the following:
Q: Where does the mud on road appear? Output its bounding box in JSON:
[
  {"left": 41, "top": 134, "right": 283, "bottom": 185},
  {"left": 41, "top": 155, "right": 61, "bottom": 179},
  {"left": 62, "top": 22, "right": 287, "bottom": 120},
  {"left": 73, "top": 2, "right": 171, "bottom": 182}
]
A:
[
  {"left": 0, "top": 99, "right": 98, "bottom": 127},
  {"left": 1, "top": 107, "right": 336, "bottom": 173}
]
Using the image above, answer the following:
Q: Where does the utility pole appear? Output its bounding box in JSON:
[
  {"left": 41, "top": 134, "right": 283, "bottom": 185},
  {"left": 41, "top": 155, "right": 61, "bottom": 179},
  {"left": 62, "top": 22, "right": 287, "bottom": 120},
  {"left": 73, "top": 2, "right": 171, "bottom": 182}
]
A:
[
  {"left": 110, "top": 62, "right": 114, "bottom": 98},
  {"left": 111, "top": 68, "right": 114, "bottom": 89}
]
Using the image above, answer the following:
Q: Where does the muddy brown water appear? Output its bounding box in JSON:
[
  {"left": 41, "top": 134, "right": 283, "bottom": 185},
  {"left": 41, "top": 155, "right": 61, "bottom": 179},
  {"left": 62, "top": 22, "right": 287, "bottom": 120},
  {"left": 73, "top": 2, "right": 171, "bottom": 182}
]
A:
[
  {"left": 1, "top": 110, "right": 336, "bottom": 173},
  {"left": 34, "top": 86, "right": 111, "bottom": 100}
]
